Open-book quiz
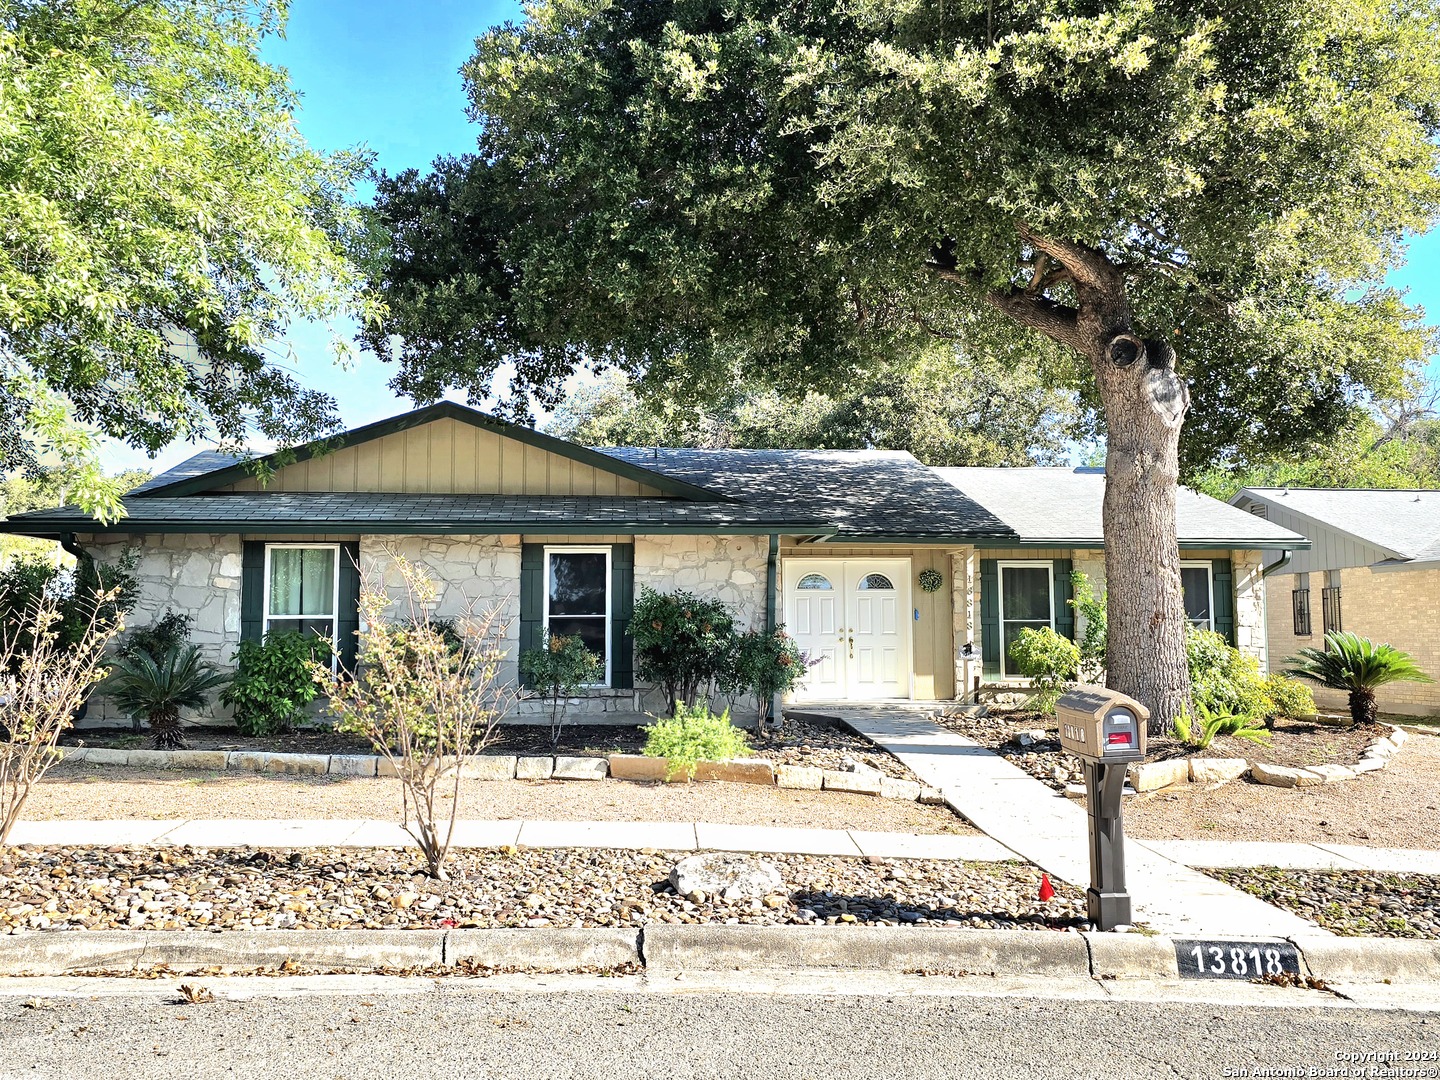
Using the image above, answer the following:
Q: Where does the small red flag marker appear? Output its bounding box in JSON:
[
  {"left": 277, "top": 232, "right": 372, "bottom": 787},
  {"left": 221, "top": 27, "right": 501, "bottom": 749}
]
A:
[{"left": 1038, "top": 873, "right": 1055, "bottom": 902}]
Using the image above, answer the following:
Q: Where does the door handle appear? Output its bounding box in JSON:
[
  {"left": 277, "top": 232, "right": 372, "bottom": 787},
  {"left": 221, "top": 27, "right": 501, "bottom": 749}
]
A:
[{"left": 847, "top": 634, "right": 854, "bottom": 659}]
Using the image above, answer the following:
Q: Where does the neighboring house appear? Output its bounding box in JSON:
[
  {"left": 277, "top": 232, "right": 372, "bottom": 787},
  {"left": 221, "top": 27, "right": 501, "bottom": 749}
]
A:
[
  {"left": 1230, "top": 487, "right": 1440, "bottom": 718},
  {"left": 0, "top": 403, "right": 1307, "bottom": 724}
]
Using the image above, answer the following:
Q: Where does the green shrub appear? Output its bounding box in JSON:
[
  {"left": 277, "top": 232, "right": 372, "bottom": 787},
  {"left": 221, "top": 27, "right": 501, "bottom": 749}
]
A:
[
  {"left": 0, "top": 549, "right": 138, "bottom": 669},
  {"left": 628, "top": 588, "right": 738, "bottom": 713},
  {"left": 519, "top": 631, "right": 605, "bottom": 746},
  {"left": 727, "top": 627, "right": 807, "bottom": 729},
  {"left": 118, "top": 611, "right": 194, "bottom": 663},
  {"left": 642, "top": 702, "right": 751, "bottom": 780},
  {"left": 1068, "top": 571, "right": 1107, "bottom": 682},
  {"left": 221, "top": 632, "right": 329, "bottom": 737},
  {"left": 1007, "top": 626, "right": 1079, "bottom": 713},
  {"left": 103, "top": 645, "right": 228, "bottom": 750},
  {"left": 1172, "top": 701, "right": 1272, "bottom": 749},
  {"left": 1186, "top": 626, "right": 1268, "bottom": 721},
  {"left": 1261, "top": 673, "right": 1315, "bottom": 722},
  {"left": 1284, "top": 631, "right": 1432, "bottom": 726}
]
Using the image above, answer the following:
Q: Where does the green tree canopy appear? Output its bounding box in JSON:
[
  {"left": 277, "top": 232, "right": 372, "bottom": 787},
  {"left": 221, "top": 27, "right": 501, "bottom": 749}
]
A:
[
  {"left": 547, "top": 350, "right": 1089, "bottom": 465},
  {"left": 366, "top": 0, "right": 1440, "bottom": 725},
  {"left": 0, "top": 0, "right": 378, "bottom": 518}
]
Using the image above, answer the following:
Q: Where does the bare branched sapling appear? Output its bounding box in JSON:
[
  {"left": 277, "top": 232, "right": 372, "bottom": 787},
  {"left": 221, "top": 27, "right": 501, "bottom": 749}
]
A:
[{"left": 316, "top": 554, "right": 513, "bottom": 879}]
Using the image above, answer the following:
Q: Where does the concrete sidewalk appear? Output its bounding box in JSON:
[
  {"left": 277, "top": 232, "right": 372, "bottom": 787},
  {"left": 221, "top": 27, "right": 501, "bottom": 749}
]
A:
[
  {"left": 4, "top": 817, "right": 1015, "bottom": 862},
  {"left": 1137, "top": 839, "right": 1440, "bottom": 874},
  {"left": 827, "top": 705, "right": 1336, "bottom": 939}
]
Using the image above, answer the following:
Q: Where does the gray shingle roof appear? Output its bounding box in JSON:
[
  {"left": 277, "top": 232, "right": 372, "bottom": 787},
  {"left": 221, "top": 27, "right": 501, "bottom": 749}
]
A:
[
  {"left": 600, "top": 447, "right": 1013, "bottom": 539},
  {"left": 937, "top": 467, "right": 1309, "bottom": 547},
  {"left": 1237, "top": 487, "right": 1440, "bottom": 560},
  {"left": 5, "top": 493, "right": 830, "bottom": 535}
]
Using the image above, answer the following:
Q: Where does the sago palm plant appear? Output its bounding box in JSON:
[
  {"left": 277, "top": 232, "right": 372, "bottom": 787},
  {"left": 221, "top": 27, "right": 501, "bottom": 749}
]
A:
[
  {"left": 104, "top": 646, "right": 229, "bottom": 750},
  {"left": 1283, "top": 632, "right": 1432, "bottom": 727}
]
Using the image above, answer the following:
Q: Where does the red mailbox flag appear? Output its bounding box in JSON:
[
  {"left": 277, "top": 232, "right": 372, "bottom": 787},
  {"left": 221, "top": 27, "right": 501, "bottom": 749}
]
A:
[{"left": 1038, "top": 873, "right": 1055, "bottom": 902}]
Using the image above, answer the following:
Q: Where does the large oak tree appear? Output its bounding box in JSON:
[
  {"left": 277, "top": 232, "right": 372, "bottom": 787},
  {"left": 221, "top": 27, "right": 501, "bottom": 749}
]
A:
[{"left": 366, "top": 0, "right": 1440, "bottom": 728}]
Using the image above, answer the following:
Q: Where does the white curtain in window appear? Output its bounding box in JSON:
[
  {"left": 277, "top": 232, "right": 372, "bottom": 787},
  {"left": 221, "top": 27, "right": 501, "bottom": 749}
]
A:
[{"left": 269, "top": 548, "right": 335, "bottom": 617}]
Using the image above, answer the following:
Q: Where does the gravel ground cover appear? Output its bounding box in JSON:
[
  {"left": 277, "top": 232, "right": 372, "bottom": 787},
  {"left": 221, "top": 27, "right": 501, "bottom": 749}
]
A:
[
  {"left": 1209, "top": 868, "right": 1440, "bottom": 939},
  {"left": 1125, "top": 730, "right": 1440, "bottom": 847},
  {"left": 939, "top": 710, "right": 1390, "bottom": 793},
  {"left": 0, "top": 846, "right": 1084, "bottom": 933},
  {"left": 28, "top": 764, "right": 973, "bottom": 834},
  {"left": 62, "top": 716, "right": 918, "bottom": 781}
]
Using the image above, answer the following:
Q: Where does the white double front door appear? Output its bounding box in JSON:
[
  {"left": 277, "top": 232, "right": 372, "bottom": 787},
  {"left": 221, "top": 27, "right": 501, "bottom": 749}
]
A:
[{"left": 783, "top": 558, "right": 912, "bottom": 700}]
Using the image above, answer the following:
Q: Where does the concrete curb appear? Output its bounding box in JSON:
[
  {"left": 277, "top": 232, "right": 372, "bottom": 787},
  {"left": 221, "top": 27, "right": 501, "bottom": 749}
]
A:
[
  {"left": 1, "top": 926, "right": 1436, "bottom": 983},
  {"left": 639, "top": 925, "right": 1089, "bottom": 976}
]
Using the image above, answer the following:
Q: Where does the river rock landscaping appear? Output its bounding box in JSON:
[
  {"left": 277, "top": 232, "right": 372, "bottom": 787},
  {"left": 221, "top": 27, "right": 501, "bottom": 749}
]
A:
[
  {"left": 0, "top": 846, "right": 1085, "bottom": 933},
  {"left": 1209, "top": 868, "right": 1440, "bottom": 939}
]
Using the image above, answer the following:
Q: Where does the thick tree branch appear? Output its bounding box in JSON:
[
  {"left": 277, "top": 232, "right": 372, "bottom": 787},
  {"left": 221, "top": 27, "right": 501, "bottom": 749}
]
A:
[
  {"left": 983, "top": 287, "right": 1085, "bottom": 352},
  {"left": 1018, "top": 225, "right": 1122, "bottom": 293}
]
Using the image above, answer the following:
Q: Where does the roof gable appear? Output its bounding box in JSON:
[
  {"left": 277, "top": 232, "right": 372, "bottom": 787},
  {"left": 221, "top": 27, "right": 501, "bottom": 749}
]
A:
[
  {"left": 135, "top": 403, "right": 726, "bottom": 502},
  {"left": 1235, "top": 487, "right": 1440, "bottom": 561}
]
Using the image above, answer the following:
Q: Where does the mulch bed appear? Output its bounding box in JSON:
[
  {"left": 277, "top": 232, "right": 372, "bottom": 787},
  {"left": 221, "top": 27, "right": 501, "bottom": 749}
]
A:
[
  {"left": 1210, "top": 868, "right": 1440, "bottom": 939},
  {"left": 62, "top": 715, "right": 919, "bottom": 782},
  {"left": 0, "top": 846, "right": 1084, "bottom": 933},
  {"left": 938, "top": 709, "right": 1387, "bottom": 794}
]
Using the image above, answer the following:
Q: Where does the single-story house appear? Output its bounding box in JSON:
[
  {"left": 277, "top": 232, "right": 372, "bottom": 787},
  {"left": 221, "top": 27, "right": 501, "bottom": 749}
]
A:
[
  {"left": 1230, "top": 487, "right": 1440, "bottom": 718},
  {"left": 1, "top": 402, "right": 1307, "bottom": 724}
]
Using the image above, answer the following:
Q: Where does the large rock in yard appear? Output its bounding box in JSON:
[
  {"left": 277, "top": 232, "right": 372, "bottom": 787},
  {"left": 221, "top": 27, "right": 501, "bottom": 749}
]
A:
[
  {"left": 670, "top": 853, "right": 783, "bottom": 903},
  {"left": 1189, "top": 758, "right": 1249, "bottom": 784}
]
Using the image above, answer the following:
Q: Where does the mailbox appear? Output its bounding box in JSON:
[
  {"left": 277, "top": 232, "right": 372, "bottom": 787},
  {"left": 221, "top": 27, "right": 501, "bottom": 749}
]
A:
[{"left": 1056, "top": 685, "right": 1149, "bottom": 764}]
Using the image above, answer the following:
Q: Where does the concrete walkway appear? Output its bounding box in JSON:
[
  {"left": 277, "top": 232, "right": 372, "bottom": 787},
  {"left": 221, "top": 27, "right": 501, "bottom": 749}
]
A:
[
  {"left": 1138, "top": 840, "right": 1440, "bottom": 874},
  {"left": 826, "top": 704, "right": 1334, "bottom": 939},
  {"left": 4, "top": 818, "right": 1014, "bottom": 862}
]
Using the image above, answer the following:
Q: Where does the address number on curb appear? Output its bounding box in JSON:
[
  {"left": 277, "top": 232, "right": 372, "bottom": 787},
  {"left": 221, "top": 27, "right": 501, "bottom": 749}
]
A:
[{"left": 1174, "top": 939, "right": 1300, "bottom": 980}]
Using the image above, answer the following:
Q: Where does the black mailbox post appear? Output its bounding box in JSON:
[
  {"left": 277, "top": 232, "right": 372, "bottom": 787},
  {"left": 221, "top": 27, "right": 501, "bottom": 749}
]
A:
[{"left": 1055, "top": 686, "right": 1150, "bottom": 930}]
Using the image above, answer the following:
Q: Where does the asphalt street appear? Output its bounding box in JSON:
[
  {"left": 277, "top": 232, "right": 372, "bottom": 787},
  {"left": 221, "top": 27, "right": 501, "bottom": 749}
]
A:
[{"left": 0, "top": 979, "right": 1433, "bottom": 1080}]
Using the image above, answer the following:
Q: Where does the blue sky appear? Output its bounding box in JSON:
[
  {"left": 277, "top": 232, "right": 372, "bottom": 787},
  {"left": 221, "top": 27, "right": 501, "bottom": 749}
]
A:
[{"left": 101, "top": 0, "right": 1440, "bottom": 473}]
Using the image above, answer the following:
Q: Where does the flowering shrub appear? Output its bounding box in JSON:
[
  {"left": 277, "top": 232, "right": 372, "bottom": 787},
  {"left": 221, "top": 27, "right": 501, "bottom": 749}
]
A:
[
  {"left": 628, "top": 588, "right": 737, "bottom": 712},
  {"left": 728, "top": 627, "right": 807, "bottom": 729}
]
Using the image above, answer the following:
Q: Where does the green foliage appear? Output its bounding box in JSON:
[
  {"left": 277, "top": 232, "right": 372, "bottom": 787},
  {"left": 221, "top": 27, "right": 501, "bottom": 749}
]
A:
[
  {"left": 628, "top": 588, "right": 738, "bottom": 712},
  {"left": 1261, "top": 674, "right": 1316, "bottom": 722},
  {"left": 103, "top": 646, "right": 228, "bottom": 750},
  {"left": 0, "top": 1, "right": 378, "bottom": 516},
  {"left": 0, "top": 468, "right": 150, "bottom": 560},
  {"left": 642, "top": 702, "right": 752, "bottom": 780},
  {"left": 519, "top": 631, "right": 605, "bottom": 746},
  {"left": 367, "top": 0, "right": 1437, "bottom": 471},
  {"left": 0, "top": 549, "right": 137, "bottom": 670},
  {"left": 220, "top": 633, "right": 328, "bottom": 738},
  {"left": 544, "top": 354, "right": 1085, "bottom": 466},
  {"left": 1007, "top": 626, "right": 1080, "bottom": 713},
  {"left": 1284, "top": 632, "right": 1433, "bottom": 726},
  {"left": 118, "top": 611, "right": 193, "bottom": 664},
  {"left": 728, "top": 627, "right": 807, "bottom": 727},
  {"left": 1186, "top": 627, "right": 1269, "bottom": 723},
  {"left": 1068, "top": 571, "right": 1107, "bottom": 682},
  {"left": 1173, "top": 702, "right": 1272, "bottom": 750}
]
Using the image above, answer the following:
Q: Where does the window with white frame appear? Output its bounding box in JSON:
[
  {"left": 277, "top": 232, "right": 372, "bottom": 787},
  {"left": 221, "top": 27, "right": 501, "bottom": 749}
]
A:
[
  {"left": 264, "top": 544, "right": 340, "bottom": 650},
  {"left": 1180, "top": 561, "right": 1214, "bottom": 630},
  {"left": 544, "top": 547, "right": 610, "bottom": 684},
  {"left": 998, "top": 562, "right": 1055, "bottom": 678}
]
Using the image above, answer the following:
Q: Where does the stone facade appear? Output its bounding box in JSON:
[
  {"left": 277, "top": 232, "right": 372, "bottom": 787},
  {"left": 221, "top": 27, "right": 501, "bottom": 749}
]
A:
[{"left": 1264, "top": 566, "right": 1440, "bottom": 717}]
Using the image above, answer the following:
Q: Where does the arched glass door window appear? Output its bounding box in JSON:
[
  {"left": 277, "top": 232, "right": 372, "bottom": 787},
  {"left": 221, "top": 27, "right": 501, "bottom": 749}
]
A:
[
  {"left": 856, "top": 573, "right": 895, "bottom": 590},
  {"left": 796, "top": 573, "right": 833, "bottom": 590}
]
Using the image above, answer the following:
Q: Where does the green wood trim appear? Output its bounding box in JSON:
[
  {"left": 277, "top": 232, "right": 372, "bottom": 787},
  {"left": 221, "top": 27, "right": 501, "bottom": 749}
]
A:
[
  {"left": 1053, "top": 558, "right": 1075, "bottom": 641},
  {"left": 240, "top": 542, "right": 264, "bottom": 645},
  {"left": 1211, "top": 557, "right": 1235, "bottom": 645},
  {"left": 131, "top": 401, "right": 731, "bottom": 502},
  {"left": 335, "top": 541, "right": 361, "bottom": 671},
  {"left": 980, "top": 559, "right": 1000, "bottom": 680},
  {"left": 610, "top": 543, "right": 635, "bottom": 690},
  {"left": 518, "top": 544, "right": 544, "bottom": 689}
]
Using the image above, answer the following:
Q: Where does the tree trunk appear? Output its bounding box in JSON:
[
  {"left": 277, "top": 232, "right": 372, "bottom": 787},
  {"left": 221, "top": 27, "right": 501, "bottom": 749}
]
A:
[
  {"left": 1348, "top": 688, "right": 1378, "bottom": 727},
  {"left": 1094, "top": 335, "right": 1192, "bottom": 736},
  {"left": 150, "top": 707, "right": 187, "bottom": 750}
]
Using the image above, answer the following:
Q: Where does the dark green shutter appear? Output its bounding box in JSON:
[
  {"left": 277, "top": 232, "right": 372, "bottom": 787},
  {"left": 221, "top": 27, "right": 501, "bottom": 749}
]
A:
[
  {"left": 1212, "top": 558, "right": 1235, "bottom": 645},
  {"left": 1053, "top": 559, "right": 1074, "bottom": 641},
  {"left": 240, "top": 541, "right": 264, "bottom": 644},
  {"left": 335, "top": 541, "right": 360, "bottom": 671},
  {"left": 519, "top": 543, "right": 544, "bottom": 688},
  {"left": 980, "top": 559, "right": 1000, "bottom": 680},
  {"left": 611, "top": 543, "right": 635, "bottom": 689}
]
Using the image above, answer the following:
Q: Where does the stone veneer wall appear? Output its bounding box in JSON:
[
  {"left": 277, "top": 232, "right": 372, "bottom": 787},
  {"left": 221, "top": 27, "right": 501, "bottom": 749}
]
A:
[
  {"left": 78, "top": 533, "right": 245, "bottom": 725},
  {"left": 1264, "top": 566, "right": 1440, "bottom": 717}
]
